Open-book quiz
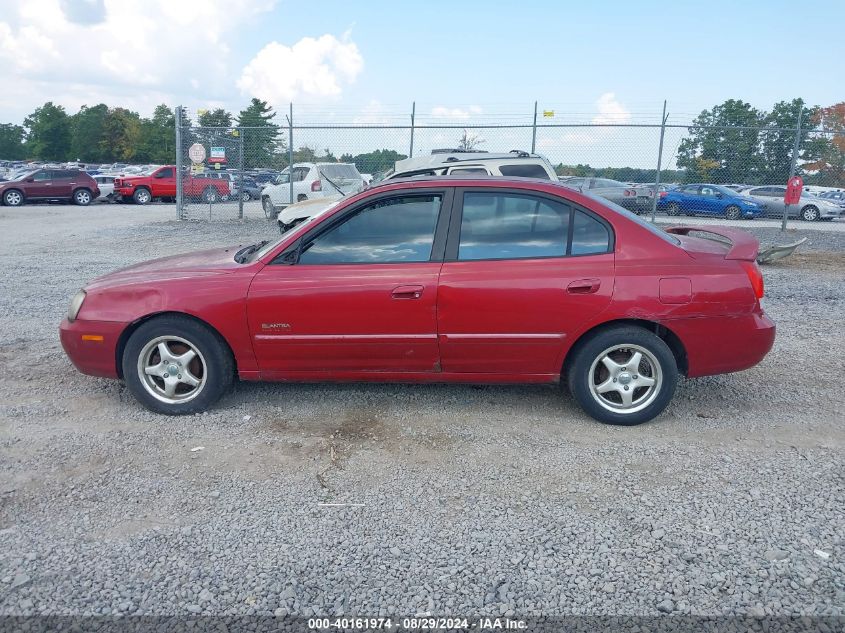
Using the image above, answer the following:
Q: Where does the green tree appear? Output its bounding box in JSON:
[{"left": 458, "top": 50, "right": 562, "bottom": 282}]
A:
[
  {"left": 99, "top": 107, "right": 142, "bottom": 162},
  {"left": 348, "top": 149, "right": 407, "bottom": 174},
  {"left": 70, "top": 104, "right": 108, "bottom": 163},
  {"left": 236, "top": 99, "right": 282, "bottom": 169},
  {"left": 759, "top": 99, "right": 819, "bottom": 184},
  {"left": 24, "top": 102, "right": 72, "bottom": 161},
  {"left": 0, "top": 123, "right": 26, "bottom": 160},
  {"left": 198, "top": 108, "right": 233, "bottom": 128},
  {"left": 677, "top": 100, "right": 763, "bottom": 183},
  {"left": 137, "top": 104, "right": 175, "bottom": 164}
]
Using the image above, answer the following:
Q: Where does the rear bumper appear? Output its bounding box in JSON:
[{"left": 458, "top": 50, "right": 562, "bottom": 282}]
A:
[
  {"left": 59, "top": 318, "right": 125, "bottom": 379},
  {"left": 667, "top": 311, "right": 775, "bottom": 378}
]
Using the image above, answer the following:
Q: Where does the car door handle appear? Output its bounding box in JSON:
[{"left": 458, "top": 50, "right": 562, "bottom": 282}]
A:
[
  {"left": 391, "top": 285, "right": 424, "bottom": 299},
  {"left": 567, "top": 279, "right": 601, "bottom": 294}
]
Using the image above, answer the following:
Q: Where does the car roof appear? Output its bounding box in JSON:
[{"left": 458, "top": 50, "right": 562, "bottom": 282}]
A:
[{"left": 394, "top": 151, "right": 546, "bottom": 172}]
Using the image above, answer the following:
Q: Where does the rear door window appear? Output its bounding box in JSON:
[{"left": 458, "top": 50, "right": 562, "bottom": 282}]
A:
[{"left": 498, "top": 164, "right": 551, "bottom": 179}]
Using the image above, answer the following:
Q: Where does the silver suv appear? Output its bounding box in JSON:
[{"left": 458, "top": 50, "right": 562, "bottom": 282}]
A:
[{"left": 382, "top": 149, "right": 557, "bottom": 180}]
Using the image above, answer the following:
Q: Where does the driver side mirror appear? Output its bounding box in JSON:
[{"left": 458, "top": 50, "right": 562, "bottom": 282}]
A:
[{"left": 25, "top": 177, "right": 34, "bottom": 183}]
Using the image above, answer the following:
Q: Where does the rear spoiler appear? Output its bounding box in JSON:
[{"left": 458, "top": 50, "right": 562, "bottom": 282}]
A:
[{"left": 665, "top": 225, "right": 759, "bottom": 261}]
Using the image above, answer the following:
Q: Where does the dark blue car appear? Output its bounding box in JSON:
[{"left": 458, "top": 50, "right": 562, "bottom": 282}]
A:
[{"left": 657, "top": 183, "right": 765, "bottom": 220}]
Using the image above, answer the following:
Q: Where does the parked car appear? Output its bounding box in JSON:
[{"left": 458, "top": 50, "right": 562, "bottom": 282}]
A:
[
  {"left": 274, "top": 150, "right": 557, "bottom": 229},
  {"left": 60, "top": 177, "right": 775, "bottom": 426},
  {"left": 261, "top": 163, "right": 365, "bottom": 218},
  {"left": 657, "top": 184, "right": 765, "bottom": 220},
  {"left": 559, "top": 177, "right": 654, "bottom": 213},
  {"left": 93, "top": 175, "right": 116, "bottom": 202},
  {"left": 817, "top": 190, "right": 845, "bottom": 210},
  {"left": 113, "top": 166, "right": 230, "bottom": 204},
  {"left": 237, "top": 176, "right": 263, "bottom": 201},
  {"left": 739, "top": 186, "right": 844, "bottom": 221},
  {"left": 0, "top": 169, "right": 100, "bottom": 206}
]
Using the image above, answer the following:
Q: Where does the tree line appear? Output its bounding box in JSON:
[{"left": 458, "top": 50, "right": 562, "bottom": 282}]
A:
[{"left": 2, "top": 97, "right": 843, "bottom": 185}]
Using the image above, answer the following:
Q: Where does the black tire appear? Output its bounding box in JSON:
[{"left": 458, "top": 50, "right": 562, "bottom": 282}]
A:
[
  {"left": 241, "top": 191, "right": 252, "bottom": 201},
  {"left": 203, "top": 187, "right": 219, "bottom": 203},
  {"left": 297, "top": 194, "right": 307, "bottom": 202},
  {"left": 725, "top": 205, "right": 742, "bottom": 221},
  {"left": 800, "top": 205, "right": 819, "bottom": 222},
  {"left": 133, "top": 187, "right": 152, "bottom": 205},
  {"left": 122, "top": 315, "right": 234, "bottom": 415},
  {"left": 73, "top": 188, "right": 93, "bottom": 206},
  {"left": 566, "top": 326, "right": 678, "bottom": 426},
  {"left": 3, "top": 189, "right": 24, "bottom": 207},
  {"left": 666, "top": 202, "right": 681, "bottom": 216}
]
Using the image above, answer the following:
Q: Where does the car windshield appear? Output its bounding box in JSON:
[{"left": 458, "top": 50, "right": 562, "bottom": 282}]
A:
[
  {"left": 319, "top": 164, "right": 360, "bottom": 179},
  {"left": 246, "top": 200, "right": 345, "bottom": 263},
  {"left": 12, "top": 170, "right": 37, "bottom": 181}
]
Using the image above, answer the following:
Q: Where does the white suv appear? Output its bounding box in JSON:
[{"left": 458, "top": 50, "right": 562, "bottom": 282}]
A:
[
  {"left": 274, "top": 150, "right": 558, "bottom": 230},
  {"left": 261, "top": 162, "right": 365, "bottom": 218}
]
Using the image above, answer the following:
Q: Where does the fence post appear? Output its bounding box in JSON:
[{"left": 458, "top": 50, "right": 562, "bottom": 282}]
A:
[
  {"left": 531, "top": 101, "right": 538, "bottom": 153},
  {"left": 237, "top": 128, "right": 244, "bottom": 220},
  {"left": 409, "top": 101, "right": 416, "bottom": 158},
  {"left": 175, "top": 106, "right": 183, "bottom": 220},
  {"left": 288, "top": 103, "right": 294, "bottom": 206},
  {"left": 782, "top": 109, "right": 803, "bottom": 232},
  {"left": 650, "top": 100, "right": 668, "bottom": 223}
]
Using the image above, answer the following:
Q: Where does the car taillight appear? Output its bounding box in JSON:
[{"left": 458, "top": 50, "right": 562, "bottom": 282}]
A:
[
  {"left": 624, "top": 189, "right": 633, "bottom": 197},
  {"left": 740, "top": 261, "right": 764, "bottom": 299},
  {"left": 659, "top": 191, "right": 667, "bottom": 197},
  {"left": 311, "top": 179, "right": 322, "bottom": 192}
]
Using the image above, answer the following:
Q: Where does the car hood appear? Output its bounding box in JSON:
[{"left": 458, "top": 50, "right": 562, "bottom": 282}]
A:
[{"left": 85, "top": 246, "right": 249, "bottom": 289}]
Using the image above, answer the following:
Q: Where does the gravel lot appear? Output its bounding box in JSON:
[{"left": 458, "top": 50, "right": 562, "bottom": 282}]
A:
[{"left": 0, "top": 203, "right": 843, "bottom": 619}]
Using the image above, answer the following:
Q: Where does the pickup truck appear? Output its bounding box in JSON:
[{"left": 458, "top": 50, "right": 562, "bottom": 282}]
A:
[{"left": 114, "top": 166, "right": 231, "bottom": 204}]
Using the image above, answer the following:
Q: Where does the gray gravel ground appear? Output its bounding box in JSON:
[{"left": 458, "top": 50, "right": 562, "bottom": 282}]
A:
[{"left": 0, "top": 204, "right": 843, "bottom": 618}]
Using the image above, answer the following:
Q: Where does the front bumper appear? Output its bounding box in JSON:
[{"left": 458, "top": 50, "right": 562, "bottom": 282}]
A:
[{"left": 59, "top": 318, "right": 126, "bottom": 379}]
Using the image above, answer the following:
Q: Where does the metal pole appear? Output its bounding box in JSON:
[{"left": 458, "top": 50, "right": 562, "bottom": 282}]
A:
[
  {"left": 288, "top": 103, "right": 294, "bottom": 206},
  {"left": 237, "top": 128, "right": 244, "bottom": 220},
  {"left": 409, "top": 101, "right": 416, "bottom": 158},
  {"left": 651, "top": 100, "right": 668, "bottom": 223},
  {"left": 531, "top": 101, "right": 538, "bottom": 153},
  {"left": 782, "top": 108, "right": 803, "bottom": 232},
  {"left": 175, "top": 106, "right": 183, "bottom": 220}
]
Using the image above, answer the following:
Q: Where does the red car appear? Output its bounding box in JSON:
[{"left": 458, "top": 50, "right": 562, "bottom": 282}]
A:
[
  {"left": 60, "top": 177, "right": 775, "bottom": 425},
  {"left": 0, "top": 168, "right": 100, "bottom": 206},
  {"left": 114, "top": 165, "right": 230, "bottom": 204}
]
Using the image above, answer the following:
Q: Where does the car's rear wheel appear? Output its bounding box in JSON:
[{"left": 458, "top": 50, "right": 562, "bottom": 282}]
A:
[
  {"left": 566, "top": 326, "right": 678, "bottom": 426},
  {"left": 666, "top": 202, "right": 681, "bottom": 216},
  {"left": 725, "top": 205, "right": 742, "bottom": 220},
  {"left": 800, "top": 205, "right": 819, "bottom": 222},
  {"left": 203, "top": 187, "right": 219, "bottom": 203},
  {"left": 133, "top": 188, "right": 152, "bottom": 205},
  {"left": 122, "top": 316, "right": 233, "bottom": 415},
  {"left": 73, "top": 188, "right": 92, "bottom": 206},
  {"left": 241, "top": 191, "right": 252, "bottom": 201},
  {"left": 3, "top": 189, "right": 24, "bottom": 207}
]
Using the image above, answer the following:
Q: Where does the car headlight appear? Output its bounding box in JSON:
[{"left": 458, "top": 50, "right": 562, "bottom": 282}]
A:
[{"left": 68, "top": 289, "right": 87, "bottom": 322}]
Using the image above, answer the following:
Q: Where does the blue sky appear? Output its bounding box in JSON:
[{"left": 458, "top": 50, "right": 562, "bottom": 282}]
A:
[{"left": 0, "top": 0, "right": 842, "bottom": 166}]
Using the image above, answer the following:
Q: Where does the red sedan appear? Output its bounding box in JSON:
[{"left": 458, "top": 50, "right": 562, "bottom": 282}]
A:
[{"left": 60, "top": 177, "right": 775, "bottom": 425}]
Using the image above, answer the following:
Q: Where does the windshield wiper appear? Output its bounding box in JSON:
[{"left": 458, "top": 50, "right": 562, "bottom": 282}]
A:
[
  {"left": 234, "top": 240, "right": 269, "bottom": 263},
  {"left": 319, "top": 171, "right": 346, "bottom": 196}
]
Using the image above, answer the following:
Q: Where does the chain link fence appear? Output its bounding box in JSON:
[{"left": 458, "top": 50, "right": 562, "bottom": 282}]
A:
[{"left": 174, "top": 104, "right": 845, "bottom": 226}]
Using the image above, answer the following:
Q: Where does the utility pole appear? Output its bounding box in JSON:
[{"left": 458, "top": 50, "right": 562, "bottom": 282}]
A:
[
  {"left": 287, "top": 103, "right": 294, "bottom": 206},
  {"left": 409, "top": 101, "right": 416, "bottom": 158},
  {"left": 175, "top": 106, "right": 183, "bottom": 220},
  {"left": 531, "top": 101, "right": 538, "bottom": 153},
  {"left": 782, "top": 108, "right": 803, "bottom": 232},
  {"left": 651, "top": 100, "right": 668, "bottom": 223}
]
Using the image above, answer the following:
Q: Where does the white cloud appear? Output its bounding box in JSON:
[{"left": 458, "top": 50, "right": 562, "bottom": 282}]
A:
[
  {"left": 237, "top": 32, "right": 363, "bottom": 106},
  {"left": 0, "top": 0, "right": 277, "bottom": 120},
  {"left": 430, "top": 105, "right": 483, "bottom": 120},
  {"left": 592, "top": 92, "right": 631, "bottom": 125}
]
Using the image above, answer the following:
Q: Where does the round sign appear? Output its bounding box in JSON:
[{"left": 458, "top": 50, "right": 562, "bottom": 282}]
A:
[{"left": 188, "top": 143, "right": 206, "bottom": 164}]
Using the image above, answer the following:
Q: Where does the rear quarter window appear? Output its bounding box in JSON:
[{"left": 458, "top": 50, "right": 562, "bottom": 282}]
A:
[{"left": 498, "top": 164, "right": 551, "bottom": 179}]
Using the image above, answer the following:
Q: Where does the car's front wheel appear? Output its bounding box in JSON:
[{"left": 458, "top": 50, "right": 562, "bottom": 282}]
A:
[
  {"left": 666, "top": 202, "right": 681, "bottom": 216},
  {"left": 725, "top": 205, "right": 742, "bottom": 220},
  {"left": 133, "top": 188, "right": 152, "bottom": 205},
  {"left": 3, "top": 189, "right": 24, "bottom": 207},
  {"left": 241, "top": 191, "right": 252, "bottom": 201},
  {"left": 566, "top": 326, "right": 678, "bottom": 426},
  {"left": 203, "top": 187, "right": 219, "bottom": 203},
  {"left": 800, "top": 205, "right": 819, "bottom": 222},
  {"left": 122, "top": 315, "right": 234, "bottom": 415}
]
